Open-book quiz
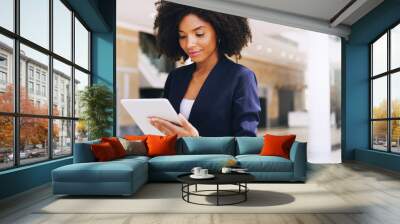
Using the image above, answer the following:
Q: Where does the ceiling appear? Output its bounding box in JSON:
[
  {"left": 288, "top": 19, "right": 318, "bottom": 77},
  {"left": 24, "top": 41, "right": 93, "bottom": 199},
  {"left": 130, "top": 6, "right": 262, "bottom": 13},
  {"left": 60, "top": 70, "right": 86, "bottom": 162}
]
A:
[
  {"left": 225, "top": 0, "right": 376, "bottom": 25},
  {"left": 166, "top": 0, "right": 384, "bottom": 38}
]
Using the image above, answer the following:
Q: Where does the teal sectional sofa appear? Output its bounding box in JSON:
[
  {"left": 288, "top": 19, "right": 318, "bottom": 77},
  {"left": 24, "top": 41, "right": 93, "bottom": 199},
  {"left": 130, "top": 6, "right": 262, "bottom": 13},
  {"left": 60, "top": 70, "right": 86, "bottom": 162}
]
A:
[{"left": 52, "top": 137, "right": 307, "bottom": 196}]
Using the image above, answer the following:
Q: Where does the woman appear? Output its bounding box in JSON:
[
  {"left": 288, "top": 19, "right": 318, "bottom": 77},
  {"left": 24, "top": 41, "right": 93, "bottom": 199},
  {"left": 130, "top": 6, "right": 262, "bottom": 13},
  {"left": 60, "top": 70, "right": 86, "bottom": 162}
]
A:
[{"left": 149, "top": 0, "right": 261, "bottom": 137}]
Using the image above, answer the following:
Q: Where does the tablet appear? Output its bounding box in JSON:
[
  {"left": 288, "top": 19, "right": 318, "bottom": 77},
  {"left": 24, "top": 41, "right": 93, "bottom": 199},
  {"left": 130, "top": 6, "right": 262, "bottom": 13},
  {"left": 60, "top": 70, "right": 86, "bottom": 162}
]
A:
[{"left": 121, "top": 98, "right": 181, "bottom": 135}]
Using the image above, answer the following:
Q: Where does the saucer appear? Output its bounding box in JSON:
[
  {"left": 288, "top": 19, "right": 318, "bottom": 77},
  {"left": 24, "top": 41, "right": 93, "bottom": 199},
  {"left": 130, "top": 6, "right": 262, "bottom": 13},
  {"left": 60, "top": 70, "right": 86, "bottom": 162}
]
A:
[
  {"left": 232, "top": 170, "right": 249, "bottom": 174},
  {"left": 190, "top": 174, "right": 215, "bottom": 179}
]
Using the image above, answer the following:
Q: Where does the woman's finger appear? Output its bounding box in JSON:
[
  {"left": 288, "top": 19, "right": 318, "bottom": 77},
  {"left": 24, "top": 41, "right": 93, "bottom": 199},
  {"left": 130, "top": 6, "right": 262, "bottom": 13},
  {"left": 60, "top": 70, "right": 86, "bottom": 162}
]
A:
[
  {"left": 152, "top": 118, "right": 180, "bottom": 135},
  {"left": 155, "top": 118, "right": 181, "bottom": 132},
  {"left": 178, "top": 114, "right": 199, "bottom": 136},
  {"left": 150, "top": 118, "right": 173, "bottom": 135},
  {"left": 157, "top": 123, "right": 172, "bottom": 135},
  {"left": 178, "top": 114, "right": 192, "bottom": 129}
]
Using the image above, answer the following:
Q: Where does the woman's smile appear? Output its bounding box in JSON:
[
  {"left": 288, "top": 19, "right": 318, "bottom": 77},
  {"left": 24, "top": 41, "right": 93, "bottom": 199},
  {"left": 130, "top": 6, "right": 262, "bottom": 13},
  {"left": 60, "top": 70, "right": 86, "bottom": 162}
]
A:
[{"left": 188, "top": 50, "right": 202, "bottom": 58}]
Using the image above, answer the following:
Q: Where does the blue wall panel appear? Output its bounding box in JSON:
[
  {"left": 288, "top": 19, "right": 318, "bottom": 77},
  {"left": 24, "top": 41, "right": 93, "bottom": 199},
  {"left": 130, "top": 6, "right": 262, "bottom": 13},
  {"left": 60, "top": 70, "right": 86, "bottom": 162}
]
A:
[
  {"left": 343, "top": 0, "right": 400, "bottom": 171},
  {"left": 355, "top": 149, "right": 400, "bottom": 172},
  {"left": 91, "top": 0, "right": 116, "bottom": 135},
  {"left": 343, "top": 44, "right": 369, "bottom": 160},
  {"left": 0, "top": 158, "right": 72, "bottom": 199},
  {"left": 92, "top": 33, "right": 114, "bottom": 87}
]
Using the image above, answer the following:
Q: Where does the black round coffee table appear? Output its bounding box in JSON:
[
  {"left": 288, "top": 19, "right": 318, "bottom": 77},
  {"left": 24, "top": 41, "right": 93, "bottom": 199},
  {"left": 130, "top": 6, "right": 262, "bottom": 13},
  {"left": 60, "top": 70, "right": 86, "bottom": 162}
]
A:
[{"left": 177, "top": 173, "right": 255, "bottom": 206}]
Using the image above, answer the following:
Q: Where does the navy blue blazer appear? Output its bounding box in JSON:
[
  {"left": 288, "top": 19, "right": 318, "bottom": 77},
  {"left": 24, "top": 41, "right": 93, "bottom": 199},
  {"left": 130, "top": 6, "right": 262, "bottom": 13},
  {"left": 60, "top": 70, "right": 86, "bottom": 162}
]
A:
[{"left": 163, "top": 56, "right": 261, "bottom": 137}]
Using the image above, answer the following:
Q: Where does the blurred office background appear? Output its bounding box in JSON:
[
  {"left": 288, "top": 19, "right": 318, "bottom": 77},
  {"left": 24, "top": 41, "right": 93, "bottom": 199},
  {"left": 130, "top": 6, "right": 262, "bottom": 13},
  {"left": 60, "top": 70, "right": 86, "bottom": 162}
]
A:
[{"left": 115, "top": 0, "right": 341, "bottom": 163}]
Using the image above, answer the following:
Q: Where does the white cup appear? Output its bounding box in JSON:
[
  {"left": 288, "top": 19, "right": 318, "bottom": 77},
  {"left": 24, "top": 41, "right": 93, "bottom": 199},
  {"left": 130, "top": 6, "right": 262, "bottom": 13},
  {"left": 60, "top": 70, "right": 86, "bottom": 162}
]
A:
[
  {"left": 191, "top": 167, "right": 202, "bottom": 176},
  {"left": 221, "top": 167, "right": 232, "bottom": 174},
  {"left": 200, "top": 169, "right": 208, "bottom": 176}
]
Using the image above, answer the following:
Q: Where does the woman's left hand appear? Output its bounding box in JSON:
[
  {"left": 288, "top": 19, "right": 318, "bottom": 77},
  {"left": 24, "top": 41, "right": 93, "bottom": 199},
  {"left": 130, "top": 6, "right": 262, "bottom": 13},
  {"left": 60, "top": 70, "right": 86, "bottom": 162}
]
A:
[{"left": 148, "top": 114, "right": 199, "bottom": 138}]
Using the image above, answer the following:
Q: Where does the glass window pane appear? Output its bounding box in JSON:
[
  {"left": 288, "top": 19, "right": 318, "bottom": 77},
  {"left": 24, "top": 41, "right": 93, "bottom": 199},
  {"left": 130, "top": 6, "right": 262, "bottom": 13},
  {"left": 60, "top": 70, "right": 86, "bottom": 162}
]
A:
[
  {"left": 53, "top": 0, "right": 72, "bottom": 60},
  {"left": 0, "top": 0, "right": 14, "bottom": 31},
  {"left": 391, "top": 120, "right": 400, "bottom": 153},
  {"left": 20, "top": 117, "right": 49, "bottom": 165},
  {"left": 75, "top": 18, "right": 89, "bottom": 70},
  {"left": 391, "top": 72, "right": 400, "bottom": 118},
  {"left": 53, "top": 59, "right": 72, "bottom": 117},
  {"left": 74, "top": 69, "right": 89, "bottom": 118},
  {"left": 0, "top": 35, "right": 14, "bottom": 112},
  {"left": 20, "top": 0, "right": 49, "bottom": 49},
  {"left": 0, "top": 116, "right": 14, "bottom": 170},
  {"left": 75, "top": 120, "right": 88, "bottom": 143},
  {"left": 20, "top": 44, "right": 49, "bottom": 115},
  {"left": 372, "top": 121, "right": 388, "bottom": 151},
  {"left": 372, "top": 77, "right": 387, "bottom": 119},
  {"left": 53, "top": 119, "right": 72, "bottom": 157},
  {"left": 391, "top": 24, "right": 400, "bottom": 70},
  {"left": 372, "top": 33, "right": 387, "bottom": 76}
]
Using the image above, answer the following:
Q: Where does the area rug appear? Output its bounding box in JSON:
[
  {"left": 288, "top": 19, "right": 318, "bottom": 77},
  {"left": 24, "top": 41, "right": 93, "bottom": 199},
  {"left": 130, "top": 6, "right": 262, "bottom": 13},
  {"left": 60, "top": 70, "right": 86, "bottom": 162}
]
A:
[{"left": 37, "top": 183, "right": 362, "bottom": 214}]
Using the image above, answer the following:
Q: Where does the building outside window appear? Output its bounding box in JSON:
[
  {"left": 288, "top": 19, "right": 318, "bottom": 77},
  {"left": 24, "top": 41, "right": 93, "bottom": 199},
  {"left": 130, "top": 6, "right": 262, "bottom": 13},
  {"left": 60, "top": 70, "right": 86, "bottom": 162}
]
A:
[
  {"left": 0, "top": 71, "right": 6, "bottom": 84},
  {"left": 35, "top": 70, "right": 40, "bottom": 81},
  {"left": 41, "top": 73, "right": 46, "bottom": 83},
  {"left": 28, "top": 67, "right": 34, "bottom": 80},
  {"left": 0, "top": 54, "right": 7, "bottom": 67},
  {"left": 28, "top": 81, "right": 34, "bottom": 94},
  {"left": 0, "top": 54, "right": 7, "bottom": 88},
  {"left": 42, "top": 85, "right": 46, "bottom": 97},
  {"left": 36, "top": 83, "right": 40, "bottom": 95}
]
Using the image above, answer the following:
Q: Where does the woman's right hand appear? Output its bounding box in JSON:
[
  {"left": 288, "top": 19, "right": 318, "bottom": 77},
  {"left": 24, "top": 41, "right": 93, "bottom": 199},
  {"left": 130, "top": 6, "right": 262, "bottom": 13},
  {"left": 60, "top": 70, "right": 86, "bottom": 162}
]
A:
[{"left": 149, "top": 114, "right": 199, "bottom": 138}]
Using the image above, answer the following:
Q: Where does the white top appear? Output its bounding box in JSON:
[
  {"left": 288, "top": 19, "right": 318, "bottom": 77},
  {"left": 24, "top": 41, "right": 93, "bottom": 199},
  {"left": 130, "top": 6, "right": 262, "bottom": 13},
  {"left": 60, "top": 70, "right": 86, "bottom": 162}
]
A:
[{"left": 179, "top": 98, "right": 195, "bottom": 120}]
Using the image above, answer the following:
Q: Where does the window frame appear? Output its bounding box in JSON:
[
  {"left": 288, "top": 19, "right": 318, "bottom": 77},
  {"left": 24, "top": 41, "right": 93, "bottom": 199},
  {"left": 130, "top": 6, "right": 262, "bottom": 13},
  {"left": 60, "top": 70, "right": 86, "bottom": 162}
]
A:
[
  {"left": 0, "top": 0, "right": 92, "bottom": 171},
  {"left": 370, "top": 20, "right": 400, "bottom": 154}
]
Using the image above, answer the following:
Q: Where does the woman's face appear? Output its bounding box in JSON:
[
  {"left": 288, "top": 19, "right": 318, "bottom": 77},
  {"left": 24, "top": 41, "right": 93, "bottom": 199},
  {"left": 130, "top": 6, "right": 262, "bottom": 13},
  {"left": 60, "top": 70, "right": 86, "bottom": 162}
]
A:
[{"left": 178, "top": 14, "right": 218, "bottom": 63}]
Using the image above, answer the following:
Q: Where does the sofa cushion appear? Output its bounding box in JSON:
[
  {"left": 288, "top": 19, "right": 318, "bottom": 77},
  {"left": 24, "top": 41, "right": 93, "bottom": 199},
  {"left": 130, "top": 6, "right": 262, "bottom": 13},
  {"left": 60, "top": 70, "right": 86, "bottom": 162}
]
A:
[
  {"left": 179, "top": 137, "right": 235, "bottom": 155},
  {"left": 236, "top": 155, "right": 293, "bottom": 172},
  {"left": 115, "top": 155, "right": 150, "bottom": 163},
  {"left": 235, "top": 137, "right": 264, "bottom": 155},
  {"left": 148, "top": 154, "right": 235, "bottom": 172},
  {"left": 52, "top": 158, "right": 147, "bottom": 183}
]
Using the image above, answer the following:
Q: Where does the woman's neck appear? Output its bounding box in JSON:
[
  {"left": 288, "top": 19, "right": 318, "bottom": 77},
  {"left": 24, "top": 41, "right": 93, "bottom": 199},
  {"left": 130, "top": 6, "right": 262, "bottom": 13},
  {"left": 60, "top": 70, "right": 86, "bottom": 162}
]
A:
[{"left": 194, "top": 50, "right": 219, "bottom": 75}]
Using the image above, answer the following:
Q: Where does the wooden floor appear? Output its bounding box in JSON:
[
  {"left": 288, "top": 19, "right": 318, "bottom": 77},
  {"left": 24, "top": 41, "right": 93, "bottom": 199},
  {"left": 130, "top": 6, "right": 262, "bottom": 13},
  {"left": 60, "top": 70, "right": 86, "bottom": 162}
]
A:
[{"left": 1, "top": 162, "right": 400, "bottom": 224}]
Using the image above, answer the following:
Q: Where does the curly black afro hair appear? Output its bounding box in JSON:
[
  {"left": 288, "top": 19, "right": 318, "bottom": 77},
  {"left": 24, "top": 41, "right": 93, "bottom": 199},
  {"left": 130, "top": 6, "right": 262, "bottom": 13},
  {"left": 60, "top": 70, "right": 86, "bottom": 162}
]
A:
[{"left": 153, "top": 0, "right": 252, "bottom": 61}]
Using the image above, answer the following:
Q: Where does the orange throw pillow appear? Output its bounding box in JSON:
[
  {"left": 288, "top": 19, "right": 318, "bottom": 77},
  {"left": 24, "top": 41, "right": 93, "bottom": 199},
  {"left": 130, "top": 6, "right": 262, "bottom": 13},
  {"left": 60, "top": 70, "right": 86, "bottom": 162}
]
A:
[
  {"left": 146, "top": 135, "right": 177, "bottom": 157},
  {"left": 124, "top": 135, "right": 148, "bottom": 141},
  {"left": 259, "top": 134, "right": 296, "bottom": 159},
  {"left": 101, "top": 137, "right": 127, "bottom": 158},
  {"left": 91, "top": 142, "right": 118, "bottom": 161}
]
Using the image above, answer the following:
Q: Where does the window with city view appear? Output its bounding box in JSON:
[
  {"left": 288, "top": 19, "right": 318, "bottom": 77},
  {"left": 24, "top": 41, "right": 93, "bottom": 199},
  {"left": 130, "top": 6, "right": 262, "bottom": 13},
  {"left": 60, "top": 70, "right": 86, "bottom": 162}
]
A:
[
  {"left": 0, "top": 0, "right": 91, "bottom": 170},
  {"left": 371, "top": 22, "right": 400, "bottom": 153}
]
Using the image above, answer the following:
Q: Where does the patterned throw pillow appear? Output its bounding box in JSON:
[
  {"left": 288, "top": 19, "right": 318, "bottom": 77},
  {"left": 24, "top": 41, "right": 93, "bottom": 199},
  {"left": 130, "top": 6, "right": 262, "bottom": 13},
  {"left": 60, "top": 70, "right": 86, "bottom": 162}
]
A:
[{"left": 119, "top": 138, "right": 147, "bottom": 156}]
